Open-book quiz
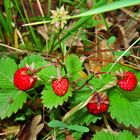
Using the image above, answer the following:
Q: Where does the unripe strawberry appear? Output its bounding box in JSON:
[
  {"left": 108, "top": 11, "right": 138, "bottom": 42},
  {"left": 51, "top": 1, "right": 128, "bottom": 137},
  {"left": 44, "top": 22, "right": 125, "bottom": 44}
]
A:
[
  {"left": 86, "top": 92, "right": 109, "bottom": 115},
  {"left": 117, "top": 71, "right": 137, "bottom": 91},
  {"left": 14, "top": 67, "right": 37, "bottom": 91},
  {"left": 52, "top": 78, "right": 69, "bottom": 96}
]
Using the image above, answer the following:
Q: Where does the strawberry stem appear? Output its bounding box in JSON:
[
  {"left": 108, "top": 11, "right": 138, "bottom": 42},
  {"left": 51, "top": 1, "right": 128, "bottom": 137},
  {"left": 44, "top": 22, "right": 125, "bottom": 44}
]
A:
[
  {"left": 74, "top": 75, "right": 94, "bottom": 91},
  {"left": 32, "top": 63, "right": 55, "bottom": 75},
  {"left": 57, "top": 62, "right": 61, "bottom": 80},
  {"left": 103, "top": 114, "right": 113, "bottom": 133}
]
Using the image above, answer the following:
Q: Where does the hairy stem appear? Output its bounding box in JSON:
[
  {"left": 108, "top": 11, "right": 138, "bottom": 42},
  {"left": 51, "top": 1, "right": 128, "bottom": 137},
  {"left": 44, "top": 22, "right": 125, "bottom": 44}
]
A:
[{"left": 103, "top": 114, "right": 113, "bottom": 132}]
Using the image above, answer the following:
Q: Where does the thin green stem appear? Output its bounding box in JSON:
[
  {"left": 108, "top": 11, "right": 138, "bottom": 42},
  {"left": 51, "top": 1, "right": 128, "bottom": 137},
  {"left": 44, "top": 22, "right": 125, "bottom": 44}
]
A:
[
  {"left": 42, "top": 128, "right": 57, "bottom": 140},
  {"left": 59, "top": 61, "right": 67, "bottom": 75},
  {"left": 32, "top": 63, "right": 55, "bottom": 74},
  {"left": 49, "top": 27, "right": 63, "bottom": 54},
  {"left": 57, "top": 62, "right": 61, "bottom": 80},
  {"left": 25, "top": 93, "right": 33, "bottom": 100},
  {"left": 57, "top": 34, "right": 64, "bottom": 62},
  {"left": 74, "top": 75, "right": 94, "bottom": 92}
]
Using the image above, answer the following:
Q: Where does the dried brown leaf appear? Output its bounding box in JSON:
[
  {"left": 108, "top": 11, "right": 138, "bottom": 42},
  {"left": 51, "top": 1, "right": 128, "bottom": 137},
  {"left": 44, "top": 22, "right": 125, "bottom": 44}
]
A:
[{"left": 16, "top": 115, "right": 44, "bottom": 140}]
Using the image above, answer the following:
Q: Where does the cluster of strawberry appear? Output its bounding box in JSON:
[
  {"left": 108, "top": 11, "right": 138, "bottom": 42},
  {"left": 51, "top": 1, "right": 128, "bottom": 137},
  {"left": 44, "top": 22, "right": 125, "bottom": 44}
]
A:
[
  {"left": 14, "top": 67, "right": 69, "bottom": 96},
  {"left": 14, "top": 67, "right": 138, "bottom": 116},
  {"left": 86, "top": 71, "right": 138, "bottom": 115}
]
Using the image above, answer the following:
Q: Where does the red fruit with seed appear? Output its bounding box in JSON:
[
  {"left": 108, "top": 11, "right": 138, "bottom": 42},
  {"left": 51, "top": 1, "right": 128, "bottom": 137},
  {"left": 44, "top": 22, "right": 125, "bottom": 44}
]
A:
[
  {"left": 117, "top": 71, "right": 137, "bottom": 91},
  {"left": 52, "top": 78, "right": 69, "bottom": 96},
  {"left": 14, "top": 67, "right": 37, "bottom": 91},
  {"left": 86, "top": 92, "right": 109, "bottom": 115}
]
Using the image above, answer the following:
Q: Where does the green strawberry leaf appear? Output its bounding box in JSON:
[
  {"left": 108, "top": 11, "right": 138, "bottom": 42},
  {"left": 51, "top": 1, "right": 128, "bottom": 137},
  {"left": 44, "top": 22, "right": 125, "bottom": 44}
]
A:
[
  {"left": 93, "top": 130, "right": 137, "bottom": 140},
  {"left": 72, "top": 132, "right": 83, "bottom": 140},
  {"left": 37, "top": 65, "right": 57, "bottom": 82},
  {"left": 48, "top": 120, "right": 67, "bottom": 129},
  {"left": 67, "top": 124, "right": 89, "bottom": 132},
  {"left": 109, "top": 87, "right": 140, "bottom": 128},
  {"left": 135, "top": 72, "right": 140, "bottom": 83},
  {"left": 41, "top": 85, "right": 73, "bottom": 109},
  {"left": 19, "top": 54, "right": 46, "bottom": 68},
  {"left": 0, "top": 89, "right": 27, "bottom": 119},
  {"left": 107, "top": 36, "right": 116, "bottom": 45},
  {"left": 0, "top": 57, "right": 17, "bottom": 89},
  {"left": 65, "top": 54, "right": 83, "bottom": 81},
  {"left": 89, "top": 74, "right": 116, "bottom": 91},
  {"left": 118, "top": 130, "right": 137, "bottom": 140},
  {"left": 69, "top": 108, "right": 101, "bottom": 125},
  {"left": 93, "top": 130, "right": 116, "bottom": 140}
]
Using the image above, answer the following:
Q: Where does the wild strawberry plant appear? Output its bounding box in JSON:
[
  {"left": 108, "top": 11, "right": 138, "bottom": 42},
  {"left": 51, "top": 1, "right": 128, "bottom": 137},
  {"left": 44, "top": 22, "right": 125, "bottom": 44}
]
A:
[
  {"left": 0, "top": 53, "right": 140, "bottom": 139},
  {"left": 0, "top": 0, "right": 140, "bottom": 139}
]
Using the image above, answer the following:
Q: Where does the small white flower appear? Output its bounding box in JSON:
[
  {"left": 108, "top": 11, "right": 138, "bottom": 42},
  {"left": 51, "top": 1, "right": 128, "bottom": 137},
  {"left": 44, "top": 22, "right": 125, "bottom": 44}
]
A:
[{"left": 51, "top": 5, "right": 70, "bottom": 29}]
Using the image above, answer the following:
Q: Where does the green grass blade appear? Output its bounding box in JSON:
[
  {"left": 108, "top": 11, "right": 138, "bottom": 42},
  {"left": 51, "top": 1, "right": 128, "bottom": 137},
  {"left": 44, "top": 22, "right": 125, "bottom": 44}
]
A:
[
  {"left": 21, "top": 1, "right": 42, "bottom": 52},
  {"left": 48, "top": 0, "right": 51, "bottom": 17},
  {"left": 13, "top": 0, "right": 43, "bottom": 52},
  {"left": 4, "top": 0, "right": 13, "bottom": 34},
  {"left": 0, "top": 12, "right": 10, "bottom": 37},
  {"left": 23, "top": 0, "right": 140, "bottom": 27},
  {"left": 13, "top": 0, "right": 26, "bottom": 23},
  {"left": 73, "top": 0, "right": 140, "bottom": 18},
  {"left": 0, "top": 27, "right": 4, "bottom": 42}
]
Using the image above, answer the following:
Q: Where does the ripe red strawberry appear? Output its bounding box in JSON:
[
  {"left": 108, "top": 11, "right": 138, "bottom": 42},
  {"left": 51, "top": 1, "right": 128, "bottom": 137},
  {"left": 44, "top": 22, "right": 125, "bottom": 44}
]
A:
[
  {"left": 86, "top": 92, "right": 109, "bottom": 115},
  {"left": 52, "top": 78, "right": 69, "bottom": 96},
  {"left": 14, "top": 67, "right": 37, "bottom": 91},
  {"left": 117, "top": 71, "right": 137, "bottom": 91}
]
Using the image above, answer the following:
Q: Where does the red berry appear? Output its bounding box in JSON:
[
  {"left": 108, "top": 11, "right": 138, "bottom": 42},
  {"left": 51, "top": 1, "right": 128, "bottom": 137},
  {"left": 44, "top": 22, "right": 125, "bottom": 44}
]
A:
[
  {"left": 52, "top": 78, "right": 69, "bottom": 96},
  {"left": 14, "top": 67, "right": 37, "bottom": 91},
  {"left": 86, "top": 92, "right": 109, "bottom": 115},
  {"left": 117, "top": 71, "right": 137, "bottom": 91}
]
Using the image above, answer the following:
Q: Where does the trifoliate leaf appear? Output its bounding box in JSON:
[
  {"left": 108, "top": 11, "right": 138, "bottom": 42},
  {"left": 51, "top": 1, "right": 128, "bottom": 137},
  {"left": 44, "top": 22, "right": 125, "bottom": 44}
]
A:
[
  {"left": 19, "top": 54, "right": 46, "bottom": 68},
  {"left": 0, "top": 89, "right": 27, "bottom": 119},
  {"left": 65, "top": 54, "right": 83, "bottom": 81},
  {"left": 41, "top": 86, "right": 72, "bottom": 109},
  {"left": 93, "top": 130, "right": 137, "bottom": 140},
  {"left": 0, "top": 57, "right": 17, "bottom": 89},
  {"left": 69, "top": 108, "right": 101, "bottom": 125},
  {"left": 67, "top": 125, "right": 89, "bottom": 132},
  {"left": 109, "top": 87, "right": 140, "bottom": 128}
]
